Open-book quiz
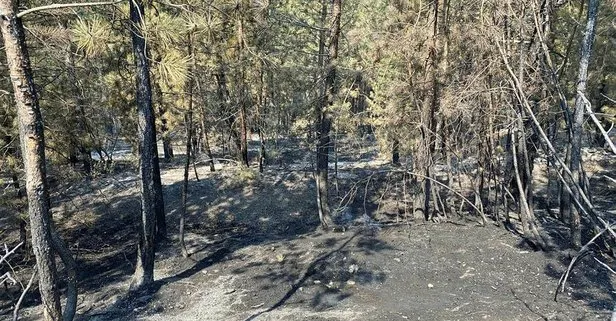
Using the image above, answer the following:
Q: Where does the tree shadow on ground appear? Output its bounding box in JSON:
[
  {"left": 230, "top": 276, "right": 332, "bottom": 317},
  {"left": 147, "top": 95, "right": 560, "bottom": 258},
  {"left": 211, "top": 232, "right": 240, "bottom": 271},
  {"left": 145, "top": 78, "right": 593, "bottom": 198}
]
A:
[
  {"left": 23, "top": 150, "right": 392, "bottom": 320},
  {"left": 527, "top": 158, "right": 616, "bottom": 316},
  {"left": 242, "top": 232, "right": 360, "bottom": 321}
]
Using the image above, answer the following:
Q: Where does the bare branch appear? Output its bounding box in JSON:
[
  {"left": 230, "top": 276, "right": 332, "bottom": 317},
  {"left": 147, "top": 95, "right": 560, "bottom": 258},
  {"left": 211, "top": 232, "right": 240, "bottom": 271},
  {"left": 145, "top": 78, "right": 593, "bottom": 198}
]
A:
[
  {"left": 593, "top": 257, "right": 616, "bottom": 275},
  {"left": 13, "top": 266, "right": 37, "bottom": 321},
  {"left": 16, "top": 0, "right": 126, "bottom": 18},
  {"left": 0, "top": 242, "right": 23, "bottom": 266},
  {"left": 0, "top": 272, "right": 17, "bottom": 286},
  {"left": 555, "top": 226, "right": 609, "bottom": 300},
  {"left": 578, "top": 91, "right": 616, "bottom": 155}
]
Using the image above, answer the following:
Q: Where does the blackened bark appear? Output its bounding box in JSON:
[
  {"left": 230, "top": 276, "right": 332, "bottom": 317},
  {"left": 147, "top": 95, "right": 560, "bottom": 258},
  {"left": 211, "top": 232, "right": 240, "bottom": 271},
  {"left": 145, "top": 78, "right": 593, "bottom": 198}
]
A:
[
  {"left": 392, "top": 138, "right": 400, "bottom": 166},
  {"left": 65, "top": 38, "right": 92, "bottom": 175},
  {"left": 417, "top": 0, "right": 440, "bottom": 221},
  {"left": 215, "top": 64, "right": 242, "bottom": 158},
  {"left": 179, "top": 32, "right": 196, "bottom": 258},
  {"left": 129, "top": 0, "right": 158, "bottom": 289},
  {"left": 0, "top": 1, "right": 64, "bottom": 319},
  {"left": 257, "top": 62, "right": 267, "bottom": 173},
  {"left": 569, "top": 0, "right": 599, "bottom": 249},
  {"left": 153, "top": 151, "right": 165, "bottom": 242},
  {"left": 316, "top": 0, "right": 341, "bottom": 230},
  {"left": 237, "top": 17, "right": 249, "bottom": 167},
  {"left": 199, "top": 110, "right": 216, "bottom": 172},
  {"left": 154, "top": 80, "right": 174, "bottom": 160},
  {"left": 180, "top": 107, "right": 192, "bottom": 258}
]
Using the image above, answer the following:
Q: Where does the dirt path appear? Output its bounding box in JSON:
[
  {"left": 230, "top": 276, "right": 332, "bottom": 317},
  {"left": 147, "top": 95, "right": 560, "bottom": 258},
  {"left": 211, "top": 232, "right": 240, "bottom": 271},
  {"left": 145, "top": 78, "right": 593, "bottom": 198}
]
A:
[{"left": 83, "top": 224, "right": 612, "bottom": 321}]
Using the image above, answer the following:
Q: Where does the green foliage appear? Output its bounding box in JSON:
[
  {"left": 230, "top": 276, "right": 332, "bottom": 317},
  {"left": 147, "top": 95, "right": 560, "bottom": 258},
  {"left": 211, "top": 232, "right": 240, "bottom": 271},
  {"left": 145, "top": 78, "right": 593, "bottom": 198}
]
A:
[
  {"left": 224, "top": 167, "right": 259, "bottom": 190},
  {"left": 1, "top": 0, "right": 616, "bottom": 182},
  {"left": 72, "top": 17, "right": 112, "bottom": 58}
]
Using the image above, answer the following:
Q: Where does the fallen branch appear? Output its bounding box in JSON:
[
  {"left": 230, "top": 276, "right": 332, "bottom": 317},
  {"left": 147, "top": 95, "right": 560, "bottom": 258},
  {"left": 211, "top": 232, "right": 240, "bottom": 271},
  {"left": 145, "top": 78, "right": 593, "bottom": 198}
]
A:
[
  {"left": 13, "top": 266, "right": 37, "bottom": 321},
  {"left": 555, "top": 223, "right": 616, "bottom": 301}
]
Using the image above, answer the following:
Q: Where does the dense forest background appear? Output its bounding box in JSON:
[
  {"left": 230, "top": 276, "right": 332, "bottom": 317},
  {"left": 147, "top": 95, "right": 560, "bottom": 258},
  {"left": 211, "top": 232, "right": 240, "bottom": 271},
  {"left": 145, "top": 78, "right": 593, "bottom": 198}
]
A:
[{"left": 2, "top": 0, "right": 616, "bottom": 320}]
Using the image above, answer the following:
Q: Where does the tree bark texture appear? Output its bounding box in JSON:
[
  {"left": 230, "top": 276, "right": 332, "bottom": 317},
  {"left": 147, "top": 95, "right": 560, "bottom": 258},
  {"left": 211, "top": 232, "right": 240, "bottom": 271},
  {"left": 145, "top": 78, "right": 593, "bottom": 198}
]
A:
[
  {"left": 180, "top": 32, "right": 195, "bottom": 258},
  {"left": 569, "top": 0, "right": 599, "bottom": 249},
  {"left": 316, "top": 0, "right": 341, "bottom": 230},
  {"left": 0, "top": 1, "right": 68, "bottom": 320},
  {"left": 129, "top": 0, "right": 158, "bottom": 289}
]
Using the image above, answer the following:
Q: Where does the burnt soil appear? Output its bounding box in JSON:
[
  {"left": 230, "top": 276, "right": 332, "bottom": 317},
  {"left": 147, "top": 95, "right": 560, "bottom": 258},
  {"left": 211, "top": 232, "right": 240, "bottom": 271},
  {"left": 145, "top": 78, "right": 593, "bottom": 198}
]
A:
[{"left": 2, "top": 143, "right": 616, "bottom": 321}]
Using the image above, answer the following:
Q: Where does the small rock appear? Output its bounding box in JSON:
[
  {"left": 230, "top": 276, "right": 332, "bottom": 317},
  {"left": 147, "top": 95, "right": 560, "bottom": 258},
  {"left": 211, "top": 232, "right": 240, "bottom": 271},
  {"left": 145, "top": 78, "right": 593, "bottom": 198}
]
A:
[
  {"left": 346, "top": 280, "right": 356, "bottom": 285},
  {"left": 428, "top": 283, "right": 434, "bottom": 288},
  {"left": 313, "top": 280, "right": 321, "bottom": 284},
  {"left": 393, "top": 257, "right": 401, "bottom": 262},
  {"left": 348, "top": 264, "right": 359, "bottom": 274},
  {"left": 151, "top": 305, "right": 164, "bottom": 313}
]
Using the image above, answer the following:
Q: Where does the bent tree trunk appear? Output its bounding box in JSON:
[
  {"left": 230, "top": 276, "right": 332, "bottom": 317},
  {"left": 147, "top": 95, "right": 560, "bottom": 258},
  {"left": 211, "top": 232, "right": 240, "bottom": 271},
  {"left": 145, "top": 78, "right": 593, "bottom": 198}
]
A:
[
  {"left": 130, "top": 0, "right": 161, "bottom": 289},
  {"left": 0, "top": 1, "right": 75, "bottom": 320},
  {"left": 316, "top": 0, "right": 342, "bottom": 230}
]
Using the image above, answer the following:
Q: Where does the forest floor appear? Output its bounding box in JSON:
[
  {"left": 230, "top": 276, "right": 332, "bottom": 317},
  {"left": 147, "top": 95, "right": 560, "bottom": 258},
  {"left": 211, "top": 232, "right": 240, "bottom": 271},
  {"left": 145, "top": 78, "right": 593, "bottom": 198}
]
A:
[{"left": 2, "top": 139, "right": 616, "bottom": 321}]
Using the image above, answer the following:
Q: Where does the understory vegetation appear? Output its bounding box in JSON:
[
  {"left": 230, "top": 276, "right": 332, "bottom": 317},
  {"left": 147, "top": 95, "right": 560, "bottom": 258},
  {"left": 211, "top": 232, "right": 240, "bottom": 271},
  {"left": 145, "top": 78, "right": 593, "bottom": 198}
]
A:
[{"left": 2, "top": 0, "right": 616, "bottom": 320}]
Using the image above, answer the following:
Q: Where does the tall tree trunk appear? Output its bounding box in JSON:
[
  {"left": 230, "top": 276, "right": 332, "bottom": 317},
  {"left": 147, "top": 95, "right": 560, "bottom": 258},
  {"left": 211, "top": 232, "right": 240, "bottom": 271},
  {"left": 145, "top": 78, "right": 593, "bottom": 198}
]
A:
[
  {"left": 315, "top": 0, "right": 341, "bottom": 230},
  {"left": 129, "top": 0, "right": 159, "bottom": 289},
  {"left": 0, "top": 2, "right": 76, "bottom": 320},
  {"left": 257, "top": 61, "right": 267, "bottom": 173},
  {"left": 237, "top": 15, "right": 249, "bottom": 167},
  {"left": 153, "top": 147, "right": 165, "bottom": 242},
  {"left": 199, "top": 110, "right": 216, "bottom": 172},
  {"left": 180, "top": 111, "right": 192, "bottom": 258},
  {"left": 569, "top": 0, "right": 599, "bottom": 249},
  {"left": 215, "top": 61, "right": 242, "bottom": 158},
  {"left": 416, "top": 0, "right": 440, "bottom": 221},
  {"left": 65, "top": 36, "right": 92, "bottom": 175},
  {"left": 392, "top": 138, "right": 400, "bottom": 166},
  {"left": 153, "top": 78, "right": 174, "bottom": 160},
  {"left": 179, "top": 32, "right": 196, "bottom": 258}
]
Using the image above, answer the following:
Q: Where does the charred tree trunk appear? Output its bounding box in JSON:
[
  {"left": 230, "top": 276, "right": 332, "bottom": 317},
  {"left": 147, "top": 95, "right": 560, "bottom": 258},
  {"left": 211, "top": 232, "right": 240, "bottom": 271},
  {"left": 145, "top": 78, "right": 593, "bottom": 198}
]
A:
[
  {"left": 129, "top": 0, "right": 160, "bottom": 289},
  {"left": 257, "top": 62, "right": 268, "bottom": 173},
  {"left": 569, "top": 0, "right": 599, "bottom": 249},
  {"left": 416, "top": 0, "right": 440, "bottom": 221},
  {"left": 315, "top": 0, "right": 341, "bottom": 230},
  {"left": 147, "top": 23, "right": 167, "bottom": 244},
  {"left": 215, "top": 62, "right": 242, "bottom": 159},
  {"left": 237, "top": 16, "right": 249, "bottom": 167},
  {"left": 179, "top": 32, "right": 195, "bottom": 258},
  {"left": 179, "top": 111, "right": 192, "bottom": 258},
  {"left": 199, "top": 111, "right": 216, "bottom": 172},
  {"left": 153, "top": 79, "right": 174, "bottom": 160},
  {"left": 153, "top": 145, "right": 165, "bottom": 242},
  {"left": 0, "top": 2, "right": 76, "bottom": 320},
  {"left": 392, "top": 138, "right": 400, "bottom": 166},
  {"left": 65, "top": 37, "right": 92, "bottom": 175}
]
